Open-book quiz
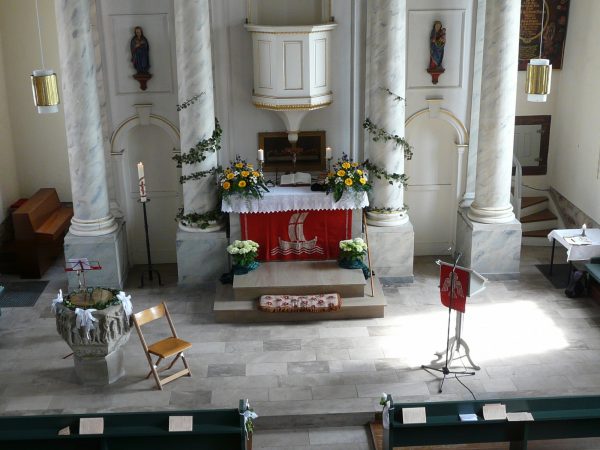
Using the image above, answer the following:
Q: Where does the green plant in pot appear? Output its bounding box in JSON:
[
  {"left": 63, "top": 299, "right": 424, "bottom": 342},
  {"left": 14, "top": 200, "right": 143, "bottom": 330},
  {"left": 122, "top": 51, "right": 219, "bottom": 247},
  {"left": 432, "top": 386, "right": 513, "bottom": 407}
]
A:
[
  {"left": 338, "top": 238, "right": 371, "bottom": 279},
  {"left": 227, "top": 240, "right": 260, "bottom": 275}
]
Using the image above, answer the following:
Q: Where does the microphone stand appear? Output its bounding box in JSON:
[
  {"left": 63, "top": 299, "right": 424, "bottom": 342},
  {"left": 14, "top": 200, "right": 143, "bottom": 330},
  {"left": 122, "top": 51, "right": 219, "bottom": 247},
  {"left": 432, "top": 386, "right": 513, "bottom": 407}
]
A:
[{"left": 421, "top": 252, "right": 475, "bottom": 393}]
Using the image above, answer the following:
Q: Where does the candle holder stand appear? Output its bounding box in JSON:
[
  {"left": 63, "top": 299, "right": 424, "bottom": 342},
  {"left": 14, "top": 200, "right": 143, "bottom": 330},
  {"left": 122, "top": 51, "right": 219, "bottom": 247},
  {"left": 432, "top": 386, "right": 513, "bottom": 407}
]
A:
[{"left": 139, "top": 198, "right": 162, "bottom": 288}]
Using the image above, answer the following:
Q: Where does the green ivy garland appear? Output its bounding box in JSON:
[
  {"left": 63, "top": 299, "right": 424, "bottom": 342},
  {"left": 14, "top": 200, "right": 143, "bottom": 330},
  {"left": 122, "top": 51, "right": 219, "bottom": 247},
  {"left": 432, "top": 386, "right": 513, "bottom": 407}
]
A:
[
  {"left": 363, "top": 87, "right": 413, "bottom": 213},
  {"left": 363, "top": 160, "right": 409, "bottom": 187},
  {"left": 176, "top": 208, "right": 224, "bottom": 230},
  {"left": 172, "top": 94, "right": 224, "bottom": 228},
  {"left": 173, "top": 118, "right": 223, "bottom": 174},
  {"left": 63, "top": 288, "right": 121, "bottom": 311}
]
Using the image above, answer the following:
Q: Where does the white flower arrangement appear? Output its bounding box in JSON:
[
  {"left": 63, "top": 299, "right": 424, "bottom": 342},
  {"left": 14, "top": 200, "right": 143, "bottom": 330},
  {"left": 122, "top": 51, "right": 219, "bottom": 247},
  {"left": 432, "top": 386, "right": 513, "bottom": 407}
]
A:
[
  {"left": 227, "top": 240, "right": 259, "bottom": 266},
  {"left": 339, "top": 237, "right": 368, "bottom": 260}
]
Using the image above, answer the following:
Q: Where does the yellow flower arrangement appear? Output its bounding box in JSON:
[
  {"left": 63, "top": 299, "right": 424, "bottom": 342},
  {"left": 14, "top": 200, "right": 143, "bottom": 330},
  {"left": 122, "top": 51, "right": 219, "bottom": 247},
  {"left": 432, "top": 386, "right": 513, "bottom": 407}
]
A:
[
  {"left": 325, "top": 154, "right": 371, "bottom": 202},
  {"left": 218, "top": 156, "right": 269, "bottom": 200}
]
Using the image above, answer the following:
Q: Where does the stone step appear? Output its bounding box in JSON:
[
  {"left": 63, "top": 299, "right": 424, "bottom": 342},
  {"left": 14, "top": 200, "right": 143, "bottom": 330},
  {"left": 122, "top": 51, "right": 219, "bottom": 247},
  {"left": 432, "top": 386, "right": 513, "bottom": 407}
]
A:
[
  {"left": 520, "top": 209, "right": 557, "bottom": 232},
  {"left": 233, "top": 260, "right": 366, "bottom": 300},
  {"left": 216, "top": 277, "right": 385, "bottom": 323},
  {"left": 520, "top": 196, "right": 549, "bottom": 216}
]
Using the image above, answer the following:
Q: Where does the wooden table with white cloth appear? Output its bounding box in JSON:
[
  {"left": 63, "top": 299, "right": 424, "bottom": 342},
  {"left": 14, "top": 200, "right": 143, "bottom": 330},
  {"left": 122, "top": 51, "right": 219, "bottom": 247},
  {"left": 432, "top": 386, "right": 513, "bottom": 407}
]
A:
[{"left": 547, "top": 228, "right": 600, "bottom": 280}]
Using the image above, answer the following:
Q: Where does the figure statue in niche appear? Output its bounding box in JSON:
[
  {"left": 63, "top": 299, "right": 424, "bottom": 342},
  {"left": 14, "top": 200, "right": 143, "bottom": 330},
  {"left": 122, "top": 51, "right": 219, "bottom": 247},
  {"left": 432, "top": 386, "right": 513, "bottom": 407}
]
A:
[
  {"left": 426, "top": 20, "right": 446, "bottom": 85},
  {"left": 130, "top": 26, "right": 152, "bottom": 90}
]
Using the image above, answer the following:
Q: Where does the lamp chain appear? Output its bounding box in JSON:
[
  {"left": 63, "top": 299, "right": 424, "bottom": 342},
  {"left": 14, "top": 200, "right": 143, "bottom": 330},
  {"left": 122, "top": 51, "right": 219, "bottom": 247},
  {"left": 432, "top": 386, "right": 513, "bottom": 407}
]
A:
[
  {"left": 35, "top": 0, "right": 45, "bottom": 69},
  {"left": 539, "top": 0, "right": 545, "bottom": 59}
]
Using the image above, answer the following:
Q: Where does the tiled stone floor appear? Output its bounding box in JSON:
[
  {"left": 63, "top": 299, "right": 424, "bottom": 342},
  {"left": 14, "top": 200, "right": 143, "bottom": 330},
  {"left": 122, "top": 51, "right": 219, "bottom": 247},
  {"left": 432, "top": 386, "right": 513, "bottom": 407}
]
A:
[{"left": 1, "top": 246, "right": 600, "bottom": 449}]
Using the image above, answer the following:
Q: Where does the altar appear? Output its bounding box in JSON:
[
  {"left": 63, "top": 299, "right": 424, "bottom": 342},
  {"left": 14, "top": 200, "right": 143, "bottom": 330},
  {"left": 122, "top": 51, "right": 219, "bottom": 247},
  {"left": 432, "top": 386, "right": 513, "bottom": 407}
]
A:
[{"left": 224, "top": 187, "right": 368, "bottom": 261}]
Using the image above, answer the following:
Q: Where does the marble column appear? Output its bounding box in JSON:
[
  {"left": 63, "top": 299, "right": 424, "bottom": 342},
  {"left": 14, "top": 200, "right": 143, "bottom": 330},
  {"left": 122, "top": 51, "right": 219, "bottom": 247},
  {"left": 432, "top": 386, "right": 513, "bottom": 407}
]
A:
[
  {"left": 461, "top": 0, "right": 486, "bottom": 208},
  {"left": 175, "top": 0, "right": 219, "bottom": 228},
  {"left": 56, "top": 0, "right": 127, "bottom": 289},
  {"left": 467, "top": 0, "right": 520, "bottom": 224},
  {"left": 363, "top": 0, "right": 413, "bottom": 280},
  {"left": 456, "top": 0, "right": 522, "bottom": 278},
  {"left": 365, "top": 0, "right": 408, "bottom": 227},
  {"left": 55, "top": 0, "right": 116, "bottom": 237},
  {"left": 174, "top": 0, "right": 227, "bottom": 283}
]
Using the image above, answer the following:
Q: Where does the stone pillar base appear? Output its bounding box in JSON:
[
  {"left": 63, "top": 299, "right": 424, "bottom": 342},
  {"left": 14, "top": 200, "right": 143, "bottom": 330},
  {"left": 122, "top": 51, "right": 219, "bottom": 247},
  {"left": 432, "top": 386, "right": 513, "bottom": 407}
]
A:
[
  {"left": 455, "top": 208, "right": 522, "bottom": 279},
  {"left": 176, "top": 229, "right": 228, "bottom": 285},
  {"left": 64, "top": 220, "right": 128, "bottom": 291},
  {"left": 74, "top": 348, "right": 125, "bottom": 385},
  {"left": 367, "top": 221, "right": 414, "bottom": 281}
]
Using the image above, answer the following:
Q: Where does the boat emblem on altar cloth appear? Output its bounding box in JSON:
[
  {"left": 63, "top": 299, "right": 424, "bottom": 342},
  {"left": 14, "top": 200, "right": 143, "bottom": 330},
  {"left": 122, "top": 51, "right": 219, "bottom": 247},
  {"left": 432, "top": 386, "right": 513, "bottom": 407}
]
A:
[{"left": 271, "top": 212, "right": 324, "bottom": 256}]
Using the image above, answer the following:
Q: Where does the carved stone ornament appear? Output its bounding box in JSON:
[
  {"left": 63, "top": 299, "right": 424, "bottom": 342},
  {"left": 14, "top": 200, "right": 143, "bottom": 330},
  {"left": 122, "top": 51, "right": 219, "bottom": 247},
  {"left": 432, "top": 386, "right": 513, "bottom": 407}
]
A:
[{"left": 55, "top": 303, "right": 132, "bottom": 358}]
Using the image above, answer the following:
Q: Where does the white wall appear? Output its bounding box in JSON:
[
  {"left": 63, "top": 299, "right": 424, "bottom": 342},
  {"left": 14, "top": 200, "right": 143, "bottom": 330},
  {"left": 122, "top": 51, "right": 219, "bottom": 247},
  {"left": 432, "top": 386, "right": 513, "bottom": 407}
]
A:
[
  {"left": 0, "top": 28, "right": 20, "bottom": 222},
  {"left": 0, "top": 0, "right": 70, "bottom": 203},
  {"left": 211, "top": 0, "right": 358, "bottom": 165},
  {"left": 547, "top": 0, "right": 600, "bottom": 223},
  {"left": 406, "top": 0, "right": 475, "bottom": 132}
]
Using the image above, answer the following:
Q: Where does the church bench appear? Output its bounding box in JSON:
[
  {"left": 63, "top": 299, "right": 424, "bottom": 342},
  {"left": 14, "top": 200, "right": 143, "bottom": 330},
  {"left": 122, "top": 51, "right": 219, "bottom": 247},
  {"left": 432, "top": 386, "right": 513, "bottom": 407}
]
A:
[
  {"left": 12, "top": 188, "right": 73, "bottom": 278},
  {"left": 0, "top": 407, "right": 248, "bottom": 450},
  {"left": 387, "top": 395, "right": 600, "bottom": 449}
]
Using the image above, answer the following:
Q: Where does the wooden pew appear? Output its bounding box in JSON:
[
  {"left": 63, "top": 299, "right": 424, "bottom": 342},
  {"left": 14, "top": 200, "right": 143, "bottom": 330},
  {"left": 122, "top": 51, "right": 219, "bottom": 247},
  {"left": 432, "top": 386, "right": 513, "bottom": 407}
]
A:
[
  {"left": 0, "top": 407, "right": 248, "bottom": 450},
  {"left": 12, "top": 188, "right": 73, "bottom": 278},
  {"left": 387, "top": 395, "right": 600, "bottom": 449}
]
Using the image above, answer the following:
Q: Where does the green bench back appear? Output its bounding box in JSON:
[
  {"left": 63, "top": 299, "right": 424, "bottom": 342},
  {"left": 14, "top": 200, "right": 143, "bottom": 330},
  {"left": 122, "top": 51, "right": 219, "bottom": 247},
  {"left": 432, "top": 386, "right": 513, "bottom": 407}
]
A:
[
  {"left": 388, "top": 395, "right": 600, "bottom": 449},
  {"left": 0, "top": 408, "right": 247, "bottom": 450}
]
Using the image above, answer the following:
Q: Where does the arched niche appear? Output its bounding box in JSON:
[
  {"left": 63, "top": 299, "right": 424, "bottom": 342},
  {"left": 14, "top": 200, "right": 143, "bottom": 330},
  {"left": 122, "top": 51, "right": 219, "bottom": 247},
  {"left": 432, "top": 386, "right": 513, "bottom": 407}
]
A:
[
  {"left": 405, "top": 102, "right": 469, "bottom": 256},
  {"left": 110, "top": 110, "right": 181, "bottom": 264}
]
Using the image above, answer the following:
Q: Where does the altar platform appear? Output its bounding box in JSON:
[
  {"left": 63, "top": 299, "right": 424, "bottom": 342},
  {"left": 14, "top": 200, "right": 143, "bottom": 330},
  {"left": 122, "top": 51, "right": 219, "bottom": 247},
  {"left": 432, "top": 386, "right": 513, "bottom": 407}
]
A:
[{"left": 214, "top": 261, "right": 386, "bottom": 322}]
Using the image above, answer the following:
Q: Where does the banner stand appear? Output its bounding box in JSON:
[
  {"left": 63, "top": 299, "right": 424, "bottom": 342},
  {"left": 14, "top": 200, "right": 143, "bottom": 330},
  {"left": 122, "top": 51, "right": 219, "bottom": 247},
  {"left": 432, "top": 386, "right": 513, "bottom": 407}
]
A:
[{"left": 421, "top": 253, "right": 487, "bottom": 394}]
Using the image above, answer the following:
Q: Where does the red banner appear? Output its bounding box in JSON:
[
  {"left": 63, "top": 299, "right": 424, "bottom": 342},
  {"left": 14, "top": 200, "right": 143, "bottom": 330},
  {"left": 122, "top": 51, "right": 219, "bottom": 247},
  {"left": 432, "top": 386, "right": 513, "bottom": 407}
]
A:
[
  {"left": 241, "top": 210, "right": 352, "bottom": 261},
  {"left": 440, "top": 264, "right": 470, "bottom": 313}
]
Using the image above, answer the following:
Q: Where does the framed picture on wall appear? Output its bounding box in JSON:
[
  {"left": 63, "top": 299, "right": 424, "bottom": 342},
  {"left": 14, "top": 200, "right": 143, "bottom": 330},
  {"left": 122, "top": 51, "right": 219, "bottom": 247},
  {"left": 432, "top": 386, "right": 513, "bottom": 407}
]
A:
[
  {"left": 259, "top": 131, "right": 326, "bottom": 172},
  {"left": 518, "top": 0, "right": 570, "bottom": 70}
]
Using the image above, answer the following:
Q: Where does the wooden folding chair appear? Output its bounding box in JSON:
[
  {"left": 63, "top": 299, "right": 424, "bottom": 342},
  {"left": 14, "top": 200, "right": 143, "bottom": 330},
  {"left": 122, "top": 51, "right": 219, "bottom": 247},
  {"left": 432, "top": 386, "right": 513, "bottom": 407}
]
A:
[{"left": 132, "top": 302, "right": 192, "bottom": 390}]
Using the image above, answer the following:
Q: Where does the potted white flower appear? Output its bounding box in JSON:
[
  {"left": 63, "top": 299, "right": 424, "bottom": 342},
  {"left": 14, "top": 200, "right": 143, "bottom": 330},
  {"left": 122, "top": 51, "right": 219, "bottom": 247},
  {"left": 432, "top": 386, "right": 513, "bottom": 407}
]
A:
[{"left": 227, "top": 240, "right": 260, "bottom": 275}]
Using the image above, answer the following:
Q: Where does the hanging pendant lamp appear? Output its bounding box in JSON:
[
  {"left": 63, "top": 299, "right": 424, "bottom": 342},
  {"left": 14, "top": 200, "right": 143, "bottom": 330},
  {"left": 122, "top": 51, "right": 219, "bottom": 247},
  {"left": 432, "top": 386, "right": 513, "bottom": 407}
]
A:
[
  {"left": 30, "top": 0, "right": 59, "bottom": 113},
  {"left": 526, "top": 0, "right": 551, "bottom": 102}
]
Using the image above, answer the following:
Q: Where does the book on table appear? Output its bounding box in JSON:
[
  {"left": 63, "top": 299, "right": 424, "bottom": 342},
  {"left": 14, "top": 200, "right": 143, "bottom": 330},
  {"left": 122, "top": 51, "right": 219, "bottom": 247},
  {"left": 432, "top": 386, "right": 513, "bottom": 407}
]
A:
[
  {"left": 565, "top": 236, "right": 592, "bottom": 246},
  {"left": 279, "top": 172, "right": 312, "bottom": 186}
]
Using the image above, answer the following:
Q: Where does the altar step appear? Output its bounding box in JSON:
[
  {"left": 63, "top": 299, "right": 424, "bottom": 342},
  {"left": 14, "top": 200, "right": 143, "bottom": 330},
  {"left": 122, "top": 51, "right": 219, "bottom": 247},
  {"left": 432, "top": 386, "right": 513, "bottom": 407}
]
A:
[
  {"left": 232, "top": 260, "right": 366, "bottom": 300},
  {"left": 214, "top": 261, "right": 385, "bottom": 322}
]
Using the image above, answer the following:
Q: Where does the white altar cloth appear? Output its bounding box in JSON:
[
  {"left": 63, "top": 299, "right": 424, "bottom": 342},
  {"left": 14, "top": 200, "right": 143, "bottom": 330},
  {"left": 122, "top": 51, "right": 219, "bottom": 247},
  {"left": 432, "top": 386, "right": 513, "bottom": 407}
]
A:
[
  {"left": 221, "top": 187, "right": 369, "bottom": 214},
  {"left": 547, "top": 228, "right": 600, "bottom": 261}
]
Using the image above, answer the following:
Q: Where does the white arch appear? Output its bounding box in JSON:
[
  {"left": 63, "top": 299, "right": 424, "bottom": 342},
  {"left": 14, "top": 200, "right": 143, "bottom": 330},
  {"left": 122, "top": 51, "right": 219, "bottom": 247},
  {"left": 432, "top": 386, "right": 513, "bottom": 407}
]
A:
[
  {"left": 111, "top": 114, "right": 180, "bottom": 155},
  {"left": 405, "top": 107, "right": 469, "bottom": 146}
]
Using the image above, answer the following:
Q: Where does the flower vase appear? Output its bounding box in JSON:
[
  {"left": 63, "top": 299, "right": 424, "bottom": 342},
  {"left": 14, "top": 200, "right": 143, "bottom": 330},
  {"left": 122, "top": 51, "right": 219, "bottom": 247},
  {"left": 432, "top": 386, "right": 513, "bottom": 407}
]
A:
[
  {"left": 338, "top": 257, "right": 364, "bottom": 270},
  {"left": 233, "top": 260, "right": 260, "bottom": 275}
]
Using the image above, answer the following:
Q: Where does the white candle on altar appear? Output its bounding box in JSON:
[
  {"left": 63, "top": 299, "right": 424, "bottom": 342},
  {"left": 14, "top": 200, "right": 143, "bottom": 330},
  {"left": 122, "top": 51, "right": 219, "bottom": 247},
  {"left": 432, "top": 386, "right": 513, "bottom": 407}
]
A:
[
  {"left": 137, "top": 162, "right": 147, "bottom": 202},
  {"left": 325, "top": 147, "right": 332, "bottom": 160},
  {"left": 582, "top": 223, "right": 587, "bottom": 236},
  {"left": 258, "top": 148, "right": 264, "bottom": 161}
]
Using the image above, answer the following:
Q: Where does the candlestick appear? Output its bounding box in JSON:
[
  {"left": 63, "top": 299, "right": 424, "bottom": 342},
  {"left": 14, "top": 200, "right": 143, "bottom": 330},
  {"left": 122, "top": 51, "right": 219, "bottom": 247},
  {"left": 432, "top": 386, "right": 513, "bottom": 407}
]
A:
[
  {"left": 325, "top": 146, "right": 332, "bottom": 160},
  {"left": 137, "top": 162, "right": 147, "bottom": 202},
  {"left": 582, "top": 223, "right": 587, "bottom": 237},
  {"left": 258, "top": 148, "right": 264, "bottom": 161}
]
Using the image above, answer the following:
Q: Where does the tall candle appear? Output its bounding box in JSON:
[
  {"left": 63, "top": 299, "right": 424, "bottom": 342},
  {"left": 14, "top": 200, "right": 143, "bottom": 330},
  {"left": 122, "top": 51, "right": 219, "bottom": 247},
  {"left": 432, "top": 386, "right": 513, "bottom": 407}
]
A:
[
  {"left": 137, "top": 162, "right": 147, "bottom": 202},
  {"left": 258, "top": 148, "right": 264, "bottom": 161},
  {"left": 325, "top": 147, "right": 332, "bottom": 160}
]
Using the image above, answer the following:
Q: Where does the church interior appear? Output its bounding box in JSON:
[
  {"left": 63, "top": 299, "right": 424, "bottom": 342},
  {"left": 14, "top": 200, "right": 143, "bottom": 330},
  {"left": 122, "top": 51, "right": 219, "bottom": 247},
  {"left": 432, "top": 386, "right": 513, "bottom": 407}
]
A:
[{"left": 1, "top": 0, "right": 600, "bottom": 448}]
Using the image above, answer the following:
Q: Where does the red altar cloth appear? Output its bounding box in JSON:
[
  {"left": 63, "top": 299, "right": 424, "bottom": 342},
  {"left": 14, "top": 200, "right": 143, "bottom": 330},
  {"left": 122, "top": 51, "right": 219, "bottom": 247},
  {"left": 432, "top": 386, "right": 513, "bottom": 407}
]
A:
[{"left": 241, "top": 210, "right": 352, "bottom": 261}]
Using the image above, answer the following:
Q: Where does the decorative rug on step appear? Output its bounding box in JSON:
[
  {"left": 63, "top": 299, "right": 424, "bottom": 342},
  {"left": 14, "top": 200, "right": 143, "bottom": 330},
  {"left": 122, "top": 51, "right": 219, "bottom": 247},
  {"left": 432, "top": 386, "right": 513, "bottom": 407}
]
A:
[
  {"left": 535, "top": 264, "right": 571, "bottom": 289},
  {"left": 0, "top": 280, "right": 49, "bottom": 307},
  {"left": 259, "top": 293, "right": 341, "bottom": 312}
]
